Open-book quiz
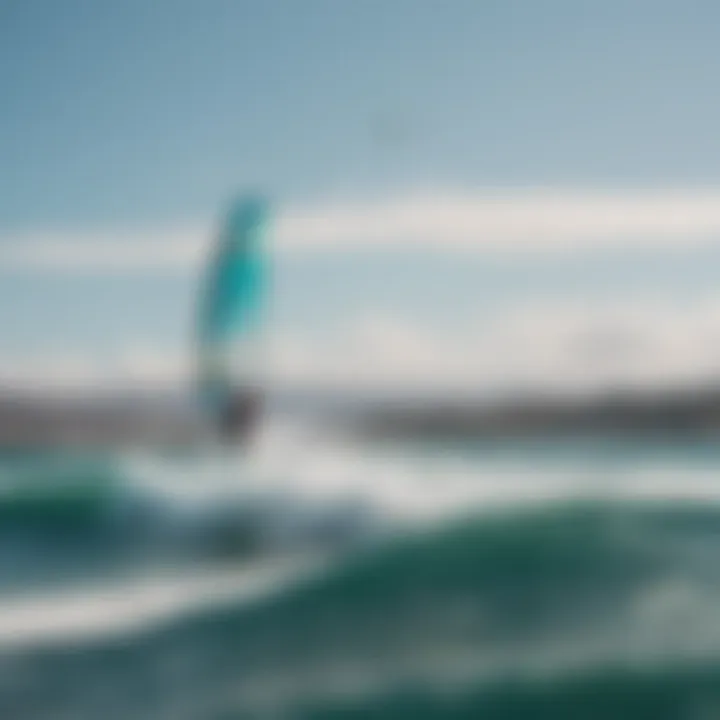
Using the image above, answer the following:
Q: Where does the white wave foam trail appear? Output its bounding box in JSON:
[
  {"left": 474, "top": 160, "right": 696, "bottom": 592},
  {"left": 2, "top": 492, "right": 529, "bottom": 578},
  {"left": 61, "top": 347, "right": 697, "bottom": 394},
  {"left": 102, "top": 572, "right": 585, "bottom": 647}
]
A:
[
  {"left": 120, "top": 417, "right": 720, "bottom": 541},
  {"left": 8, "top": 419, "right": 720, "bottom": 651},
  {"left": 0, "top": 555, "right": 331, "bottom": 650}
]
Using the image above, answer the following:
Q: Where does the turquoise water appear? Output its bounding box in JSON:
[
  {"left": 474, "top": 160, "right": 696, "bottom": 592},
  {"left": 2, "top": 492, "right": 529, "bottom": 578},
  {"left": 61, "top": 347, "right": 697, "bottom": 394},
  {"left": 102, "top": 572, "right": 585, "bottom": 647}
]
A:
[{"left": 3, "top": 428, "right": 720, "bottom": 719}]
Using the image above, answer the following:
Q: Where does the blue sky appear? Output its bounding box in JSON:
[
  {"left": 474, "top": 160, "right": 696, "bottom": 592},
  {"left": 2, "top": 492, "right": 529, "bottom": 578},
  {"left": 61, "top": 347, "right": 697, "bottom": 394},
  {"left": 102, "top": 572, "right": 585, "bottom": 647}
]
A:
[
  {"left": 4, "top": 1, "right": 720, "bottom": 393},
  {"left": 5, "top": 0, "right": 720, "bottom": 227}
]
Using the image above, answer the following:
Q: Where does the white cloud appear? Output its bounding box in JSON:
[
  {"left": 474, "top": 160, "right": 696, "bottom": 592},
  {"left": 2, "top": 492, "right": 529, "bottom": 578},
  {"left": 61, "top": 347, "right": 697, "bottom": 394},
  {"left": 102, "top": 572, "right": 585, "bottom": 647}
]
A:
[
  {"left": 268, "top": 297, "right": 720, "bottom": 397},
  {"left": 0, "top": 348, "right": 190, "bottom": 395},
  {"left": 0, "top": 228, "right": 204, "bottom": 272},
  {"left": 277, "top": 188, "right": 720, "bottom": 252},
  {"left": 5, "top": 188, "right": 720, "bottom": 272},
  {"left": 8, "top": 296, "right": 720, "bottom": 397}
]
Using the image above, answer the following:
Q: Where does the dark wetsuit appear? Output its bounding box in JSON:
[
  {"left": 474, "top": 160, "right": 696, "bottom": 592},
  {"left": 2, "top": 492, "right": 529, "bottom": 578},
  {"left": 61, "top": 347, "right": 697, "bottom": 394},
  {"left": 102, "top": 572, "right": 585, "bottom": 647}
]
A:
[{"left": 217, "top": 389, "right": 263, "bottom": 443}]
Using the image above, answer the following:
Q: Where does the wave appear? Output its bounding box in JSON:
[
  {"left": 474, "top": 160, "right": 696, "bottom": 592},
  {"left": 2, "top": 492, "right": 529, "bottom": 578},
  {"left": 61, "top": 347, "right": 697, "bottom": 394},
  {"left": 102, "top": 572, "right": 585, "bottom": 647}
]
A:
[
  {"left": 0, "top": 437, "right": 396, "bottom": 595},
  {"left": 5, "top": 499, "right": 720, "bottom": 718},
  {"left": 283, "top": 663, "right": 720, "bottom": 719},
  {"left": 4, "top": 432, "right": 720, "bottom": 592},
  {"left": 205, "top": 500, "right": 720, "bottom": 718}
]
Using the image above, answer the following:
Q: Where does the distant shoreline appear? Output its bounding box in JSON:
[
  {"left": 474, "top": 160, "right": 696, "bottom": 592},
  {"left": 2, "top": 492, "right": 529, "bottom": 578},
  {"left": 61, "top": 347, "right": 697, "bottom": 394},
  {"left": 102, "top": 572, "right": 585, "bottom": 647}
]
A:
[
  {"left": 355, "top": 385, "right": 720, "bottom": 441},
  {"left": 2, "top": 384, "right": 720, "bottom": 448}
]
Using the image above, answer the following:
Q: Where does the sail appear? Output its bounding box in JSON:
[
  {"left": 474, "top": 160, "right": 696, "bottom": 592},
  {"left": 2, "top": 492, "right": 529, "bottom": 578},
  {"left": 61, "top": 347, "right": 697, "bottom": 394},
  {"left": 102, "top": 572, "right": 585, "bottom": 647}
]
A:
[{"left": 196, "top": 195, "right": 269, "bottom": 435}]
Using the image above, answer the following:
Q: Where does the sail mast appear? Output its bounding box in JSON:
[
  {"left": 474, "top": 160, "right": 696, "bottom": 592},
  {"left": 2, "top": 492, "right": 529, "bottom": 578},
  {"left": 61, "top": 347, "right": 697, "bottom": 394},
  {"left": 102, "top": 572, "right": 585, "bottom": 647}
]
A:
[{"left": 196, "top": 195, "right": 268, "bottom": 442}]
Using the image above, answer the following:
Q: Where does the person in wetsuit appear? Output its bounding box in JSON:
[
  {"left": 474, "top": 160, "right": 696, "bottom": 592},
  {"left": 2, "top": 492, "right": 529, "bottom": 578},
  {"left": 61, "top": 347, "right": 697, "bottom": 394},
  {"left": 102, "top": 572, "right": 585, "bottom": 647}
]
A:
[{"left": 216, "top": 389, "right": 263, "bottom": 443}]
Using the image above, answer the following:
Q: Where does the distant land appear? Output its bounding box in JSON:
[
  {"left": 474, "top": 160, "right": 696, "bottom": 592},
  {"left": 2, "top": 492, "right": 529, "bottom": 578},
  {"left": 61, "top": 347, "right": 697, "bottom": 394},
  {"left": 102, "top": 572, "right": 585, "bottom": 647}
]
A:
[
  {"left": 2, "top": 383, "right": 720, "bottom": 448},
  {"left": 356, "top": 385, "right": 720, "bottom": 441},
  {"left": 0, "top": 392, "right": 204, "bottom": 448},
  {"left": 0, "top": 388, "right": 358, "bottom": 448}
]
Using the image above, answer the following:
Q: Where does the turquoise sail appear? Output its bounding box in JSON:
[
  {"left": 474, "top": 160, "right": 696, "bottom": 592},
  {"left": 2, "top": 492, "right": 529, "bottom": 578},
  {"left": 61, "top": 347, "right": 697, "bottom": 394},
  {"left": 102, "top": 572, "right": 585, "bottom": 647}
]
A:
[{"left": 197, "top": 195, "right": 269, "bottom": 423}]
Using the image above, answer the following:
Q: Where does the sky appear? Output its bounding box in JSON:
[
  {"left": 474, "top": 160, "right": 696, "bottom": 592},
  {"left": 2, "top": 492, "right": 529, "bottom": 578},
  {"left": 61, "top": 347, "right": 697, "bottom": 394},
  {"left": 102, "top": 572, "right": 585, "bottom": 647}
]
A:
[{"left": 4, "top": 0, "right": 720, "bottom": 395}]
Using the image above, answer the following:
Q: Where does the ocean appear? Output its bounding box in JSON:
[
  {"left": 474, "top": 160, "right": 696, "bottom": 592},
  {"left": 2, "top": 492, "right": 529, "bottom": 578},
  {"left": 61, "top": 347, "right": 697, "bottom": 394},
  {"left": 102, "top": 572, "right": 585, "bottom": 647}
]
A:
[{"left": 3, "top": 421, "right": 720, "bottom": 719}]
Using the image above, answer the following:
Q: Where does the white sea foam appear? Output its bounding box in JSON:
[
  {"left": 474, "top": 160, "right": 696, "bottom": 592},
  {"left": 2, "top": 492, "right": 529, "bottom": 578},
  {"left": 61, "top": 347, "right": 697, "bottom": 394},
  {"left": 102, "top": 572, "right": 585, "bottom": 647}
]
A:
[
  {"left": 5, "top": 419, "right": 720, "bottom": 651},
  {"left": 0, "top": 555, "right": 331, "bottom": 650}
]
